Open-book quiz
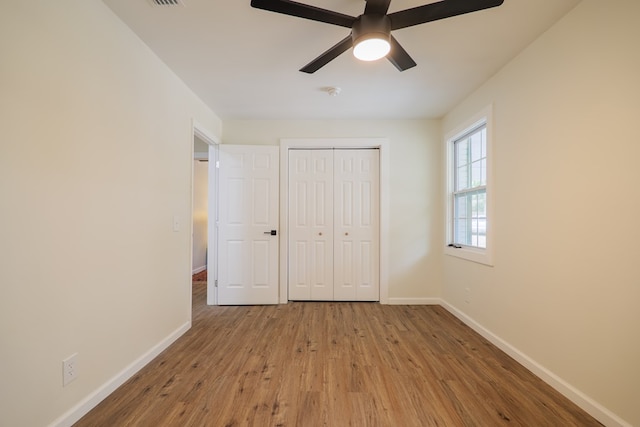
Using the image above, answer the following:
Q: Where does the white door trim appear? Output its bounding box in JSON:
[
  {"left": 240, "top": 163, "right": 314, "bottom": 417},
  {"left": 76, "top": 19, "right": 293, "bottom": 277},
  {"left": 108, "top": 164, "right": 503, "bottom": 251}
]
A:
[{"left": 280, "top": 138, "right": 390, "bottom": 304}]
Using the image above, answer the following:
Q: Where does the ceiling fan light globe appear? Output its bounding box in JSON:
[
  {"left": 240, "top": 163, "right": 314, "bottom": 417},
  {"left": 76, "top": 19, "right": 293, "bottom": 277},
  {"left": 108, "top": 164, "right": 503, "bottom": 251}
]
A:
[{"left": 353, "top": 38, "right": 391, "bottom": 61}]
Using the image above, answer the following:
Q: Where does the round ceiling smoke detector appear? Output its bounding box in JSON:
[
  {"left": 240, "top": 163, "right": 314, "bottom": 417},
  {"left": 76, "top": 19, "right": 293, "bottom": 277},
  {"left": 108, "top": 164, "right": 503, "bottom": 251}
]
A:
[{"left": 324, "top": 86, "right": 342, "bottom": 97}]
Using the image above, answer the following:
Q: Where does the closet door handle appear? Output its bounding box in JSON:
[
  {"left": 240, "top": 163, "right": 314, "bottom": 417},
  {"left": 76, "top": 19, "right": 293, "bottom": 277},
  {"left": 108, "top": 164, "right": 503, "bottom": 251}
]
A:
[{"left": 263, "top": 230, "right": 277, "bottom": 236}]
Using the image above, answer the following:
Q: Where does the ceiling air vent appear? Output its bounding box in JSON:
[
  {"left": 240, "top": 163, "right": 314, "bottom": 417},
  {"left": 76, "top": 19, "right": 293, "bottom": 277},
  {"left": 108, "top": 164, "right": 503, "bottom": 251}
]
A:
[{"left": 149, "top": 0, "right": 185, "bottom": 6}]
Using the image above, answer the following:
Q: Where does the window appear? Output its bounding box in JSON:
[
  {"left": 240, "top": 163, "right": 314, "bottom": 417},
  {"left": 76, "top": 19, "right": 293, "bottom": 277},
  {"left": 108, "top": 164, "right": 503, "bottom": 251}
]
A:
[
  {"left": 453, "top": 124, "right": 487, "bottom": 248},
  {"left": 445, "top": 106, "right": 493, "bottom": 265}
]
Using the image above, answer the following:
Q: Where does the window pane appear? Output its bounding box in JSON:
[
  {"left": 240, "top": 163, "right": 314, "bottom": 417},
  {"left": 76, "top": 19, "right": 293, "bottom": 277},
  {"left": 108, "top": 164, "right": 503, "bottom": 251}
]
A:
[
  {"left": 480, "top": 128, "right": 486, "bottom": 158},
  {"left": 481, "top": 158, "right": 487, "bottom": 186},
  {"left": 471, "top": 132, "right": 483, "bottom": 162},
  {"left": 476, "top": 191, "right": 486, "bottom": 217},
  {"left": 456, "top": 139, "right": 468, "bottom": 168},
  {"left": 453, "top": 189, "right": 486, "bottom": 248},
  {"left": 455, "top": 139, "right": 469, "bottom": 191},
  {"left": 471, "top": 192, "right": 478, "bottom": 217},
  {"left": 471, "top": 160, "right": 483, "bottom": 187},
  {"left": 455, "top": 193, "right": 468, "bottom": 218},
  {"left": 456, "top": 166, "right": 468, "bottom": 191},
  {"left": 471, "top": 219, "right": 479, "bottom": 246},
  {"left": 455, "top": 219, "right": 470, "bottom": 245}
]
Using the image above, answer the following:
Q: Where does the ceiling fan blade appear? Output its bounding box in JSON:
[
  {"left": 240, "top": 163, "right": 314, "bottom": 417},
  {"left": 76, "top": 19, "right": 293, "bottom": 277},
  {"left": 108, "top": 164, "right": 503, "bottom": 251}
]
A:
[
  {"left": 251, "top": 0, "right": 355, "bottom": 28},
  {"left": 364, "top": 0, "right": 392, "bottom": 16},
  {"left": 389, "top": 0, "right": 504, "bottom": 31},
  {"left": 300, "top": 35, "right": 353, "bottom": 74},
  {"left": 387, "top": 36, "right": 417, "bottom": 71}
]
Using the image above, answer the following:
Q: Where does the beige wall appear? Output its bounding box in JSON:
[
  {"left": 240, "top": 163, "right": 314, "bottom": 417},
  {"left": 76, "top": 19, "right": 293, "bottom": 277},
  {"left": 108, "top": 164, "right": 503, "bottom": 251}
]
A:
[
  {"left": 442, "top": 1, "right": 640, "bottom": 425},
  {"left": 0, "top": 1, "right": 221, "bottom": 426},
  {"left": 223, "top": 119, "right": 444, "bottom": 301}
]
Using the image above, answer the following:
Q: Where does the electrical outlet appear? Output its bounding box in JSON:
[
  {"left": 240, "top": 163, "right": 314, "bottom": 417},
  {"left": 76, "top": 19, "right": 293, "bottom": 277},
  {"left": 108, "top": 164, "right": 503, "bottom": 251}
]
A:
[
  {"left": 172, "top": 215, "right": 180, "bottom": 232},
  {"left": 464, "top": 287, "right": 471, "bottom": 304},
  {"left": 62, "top": 353, "right": 78, "bottom": 386}
]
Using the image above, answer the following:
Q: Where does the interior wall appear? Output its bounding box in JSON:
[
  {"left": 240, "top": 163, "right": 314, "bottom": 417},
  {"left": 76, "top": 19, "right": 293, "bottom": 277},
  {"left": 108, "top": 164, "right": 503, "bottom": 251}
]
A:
[
  {"left": 192, "top": 160, "right": 208, "bottom": 273},
  {"left": 441, "top": 1, "right": 640, "bottom": 425},
  {"left": 223, "top": 119, "right": 443, "bottom": 301},
  {"left": 0, "top": 1, "right": 221, "bottom": 426}
]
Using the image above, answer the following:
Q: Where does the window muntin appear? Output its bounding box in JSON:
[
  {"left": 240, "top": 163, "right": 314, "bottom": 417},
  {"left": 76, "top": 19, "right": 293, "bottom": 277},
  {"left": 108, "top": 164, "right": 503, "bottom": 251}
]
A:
[{"left": 452, "top": 124, "right": 487, "bottom": 249}]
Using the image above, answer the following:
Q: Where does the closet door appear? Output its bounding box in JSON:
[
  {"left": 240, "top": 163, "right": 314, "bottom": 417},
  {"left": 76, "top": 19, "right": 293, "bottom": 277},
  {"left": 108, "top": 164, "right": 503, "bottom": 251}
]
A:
[
  {"left": 334, "top": 149, "right": 380, "bottom": 301},
  {"left": 288, "top": 150, "right": 334, "bottom": 300}
]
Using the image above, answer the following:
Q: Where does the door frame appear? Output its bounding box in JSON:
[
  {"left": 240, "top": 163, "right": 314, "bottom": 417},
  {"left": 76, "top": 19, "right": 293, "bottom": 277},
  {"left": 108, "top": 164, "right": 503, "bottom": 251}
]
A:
[
  {"left": 190, "top": 120, "right": 220, "bottom": 306},
  {"left": 279, "top": 138, "right": 390, "bottom": 304}
]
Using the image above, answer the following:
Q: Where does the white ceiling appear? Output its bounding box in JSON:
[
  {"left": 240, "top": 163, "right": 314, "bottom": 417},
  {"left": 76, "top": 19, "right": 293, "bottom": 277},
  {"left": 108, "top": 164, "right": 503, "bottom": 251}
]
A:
[{"left": 103, "top": 0, "right": 580, "bottom": 120}]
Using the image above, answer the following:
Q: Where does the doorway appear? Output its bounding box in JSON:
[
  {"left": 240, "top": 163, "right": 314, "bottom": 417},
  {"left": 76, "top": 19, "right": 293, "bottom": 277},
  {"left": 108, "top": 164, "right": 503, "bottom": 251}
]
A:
[
  {"left": 192, "top": 136, "right": 209, "bottom": 280},
  {"left": 190, "top": 121, "right": 219, "bottom": 308}
]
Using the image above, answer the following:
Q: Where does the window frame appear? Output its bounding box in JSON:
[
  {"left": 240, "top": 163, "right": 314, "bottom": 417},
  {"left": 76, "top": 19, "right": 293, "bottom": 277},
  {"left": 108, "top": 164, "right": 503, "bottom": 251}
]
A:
[{"left": 445, "top": 105, "right": 494, "bottom": 266}]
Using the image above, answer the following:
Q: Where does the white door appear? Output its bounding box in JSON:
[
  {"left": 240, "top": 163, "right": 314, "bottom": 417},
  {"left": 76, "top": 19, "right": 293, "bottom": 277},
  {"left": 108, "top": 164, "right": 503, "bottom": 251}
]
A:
[
  {"left": 217, "top": 145, "right": 279, "bottom": 305},
  {"left": 334, "top": 149, "right": 380, "bottom": 301},
  {"left": 288, "top": 149, "right": 380, "bottom": 301},
  {"left": 288, "top": 149, "right": 334, "bottom": 300}
]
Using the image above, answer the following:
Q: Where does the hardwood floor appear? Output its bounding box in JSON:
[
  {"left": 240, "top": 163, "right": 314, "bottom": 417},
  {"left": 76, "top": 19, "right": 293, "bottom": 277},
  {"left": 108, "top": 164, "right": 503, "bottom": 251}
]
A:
[{"left": 75, "top": 284, "right": 602, "bottom": 426}]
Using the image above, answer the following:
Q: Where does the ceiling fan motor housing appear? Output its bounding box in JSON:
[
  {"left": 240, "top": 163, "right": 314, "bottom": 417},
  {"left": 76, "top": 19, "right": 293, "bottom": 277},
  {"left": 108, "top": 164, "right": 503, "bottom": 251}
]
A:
[{"left": 352, "top": 14, "right": 391, "bottom": 46}]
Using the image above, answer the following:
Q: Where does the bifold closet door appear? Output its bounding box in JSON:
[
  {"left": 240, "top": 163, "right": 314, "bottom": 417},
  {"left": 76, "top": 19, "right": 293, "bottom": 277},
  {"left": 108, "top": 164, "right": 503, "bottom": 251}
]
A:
[
  {"left": 288, "top": 148, "right": 380, "bottom": 301},
  {"left": 333, "top": 149, "right": 380, "bottom": 301},
  {"left": 288, "top": 150, "right": 334, "bottom": 300}
]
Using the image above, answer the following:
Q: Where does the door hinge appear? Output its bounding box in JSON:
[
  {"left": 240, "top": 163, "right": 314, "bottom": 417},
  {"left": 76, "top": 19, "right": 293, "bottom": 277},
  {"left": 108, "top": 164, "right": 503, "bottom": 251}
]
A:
[
  {"left": 215, "top": 160, "right": 220, "bottom": 168},
  {"left": 214, "top": 279, "right": 218, "bottom": 287}
]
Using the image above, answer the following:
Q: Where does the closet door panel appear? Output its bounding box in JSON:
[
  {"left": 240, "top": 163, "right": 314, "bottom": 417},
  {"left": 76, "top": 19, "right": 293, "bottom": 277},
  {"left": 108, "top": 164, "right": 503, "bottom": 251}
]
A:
[
  {"left": 288, "top": 150, "right": 334, "bottom": 300},
  {"left": 334, "top": 149, "right": 380, "bottom": 301}
]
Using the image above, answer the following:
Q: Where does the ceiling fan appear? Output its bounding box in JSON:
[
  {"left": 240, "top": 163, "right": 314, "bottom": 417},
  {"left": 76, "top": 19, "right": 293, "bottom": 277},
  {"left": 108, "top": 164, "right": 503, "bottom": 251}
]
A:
[{"left": 250, "top": 0, "right": 505, "bottom": 73}]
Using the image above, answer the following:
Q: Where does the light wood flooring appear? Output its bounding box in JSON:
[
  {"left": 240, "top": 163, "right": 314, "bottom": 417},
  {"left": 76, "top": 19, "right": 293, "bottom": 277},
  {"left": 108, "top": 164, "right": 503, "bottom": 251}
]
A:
[{"left": 75, "top": 284, "right": 602, "bottom": 426}]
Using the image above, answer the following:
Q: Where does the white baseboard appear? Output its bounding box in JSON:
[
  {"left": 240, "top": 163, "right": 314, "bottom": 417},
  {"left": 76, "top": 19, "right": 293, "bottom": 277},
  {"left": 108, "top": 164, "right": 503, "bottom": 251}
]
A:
[
  {"left": 192, "top": 265, "right": 206, "bottom": 275},
  {"left": 440, "top": 300, "right": 631, "bottom": 427},
  {"left": 387, "top": 297, "right": 441, "bottom": 305},
  {"left": 49, "top": 321, "right": 191, "bottom": 427}
]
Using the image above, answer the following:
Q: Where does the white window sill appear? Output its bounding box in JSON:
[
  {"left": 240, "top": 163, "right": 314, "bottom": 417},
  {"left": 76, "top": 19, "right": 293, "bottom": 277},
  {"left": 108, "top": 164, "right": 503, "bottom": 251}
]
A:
[{"left": 445, "top": 245, "right": 493, "bottom": 266}]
